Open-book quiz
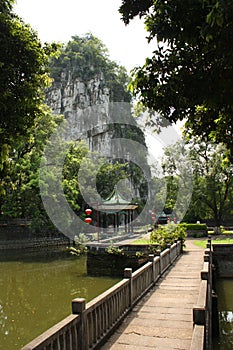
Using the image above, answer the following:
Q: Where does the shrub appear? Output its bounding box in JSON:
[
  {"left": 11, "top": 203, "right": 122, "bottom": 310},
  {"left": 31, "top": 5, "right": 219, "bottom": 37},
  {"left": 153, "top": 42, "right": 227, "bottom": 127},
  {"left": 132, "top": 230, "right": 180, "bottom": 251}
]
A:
[
  {"left": 106, "top": 246, "right": 125, "bottom": 256},
  {"left": 68, "top": 233, "right": 89, "bottom": 256},
  {"left": 74, "top": 233, "right": 89, "bottom": 244},
  {"left": 179, "top": 223, "right": 207, "bottom": 231},
  {"left": 68, "top": 244, "right": 87, "bottom": 256},
  {"left": 178, "top": 223, "right": 208, "bottom": 237},
  {"left": 150, "top": 223, "right": 186, "bottom": 250}
]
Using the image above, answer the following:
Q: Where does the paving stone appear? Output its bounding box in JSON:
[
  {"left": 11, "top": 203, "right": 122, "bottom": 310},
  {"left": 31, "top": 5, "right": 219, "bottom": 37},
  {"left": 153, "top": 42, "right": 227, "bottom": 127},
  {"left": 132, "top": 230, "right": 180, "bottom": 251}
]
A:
[
  {"left": 129, "top": 310, "right": 192, "bottom": 322},
  {"left": 101, "top": 332, "right": 191, "bottom": 349}
]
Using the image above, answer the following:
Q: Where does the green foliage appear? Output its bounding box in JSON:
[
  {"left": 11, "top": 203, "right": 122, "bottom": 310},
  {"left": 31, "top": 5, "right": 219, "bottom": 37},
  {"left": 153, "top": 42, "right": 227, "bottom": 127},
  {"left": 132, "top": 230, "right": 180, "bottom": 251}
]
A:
[
  {"left": 62, "top": 141, "right": 89, "bottom": 212},
  {"left": 188, "top": 141, "right": 233, "bottom": 225},
  {"left": 68, "top": 244, "right": 87, "bottom": 256},
  {"left": 132, "top": 238, "right": 150, "bottom": 244},
  {"left": 162, "top": 138, "right": 233, "bottom": 227},
  {"left": 75, "top": 153, "right": 132, "bottom": 215},
  {"left": 179, "top": 223, "right": 208, "bottom": 231},
  {"left": 119, "top": 0, "right": 233, "bottom": 161},
  {"left": 74, "top": 233, "right": 89, "bottom": 244},
  {"left": 163, "top": 176, "right": 179, "bottom": 213},
  {"left": 0, "top": 1, "right": 58, "bottom": 169},
  {"left": 179, "top": 223, "right": 208, "bottom": 237},
  {"left": 135, "top": 251, "right": 145, "bottom": 258},
  {"left": 222, "top": 230, "right": 233, "bottom": 235},
  {"left": 96, "top": 161, "right": 129, "bottom": 199},
  {"left": 0, "top": 7, "right": 145, "bottom": 227},
  {"left": 194, "top": 238, "right": 233, "bottom": 248},
  {"left": 150, "top": 223, "right": 186, "bottom": 250},
  {"left": 1, "top": 106, "right": 63, "bottom": 221},
  {"left": 159, "top": 140, "right": 193, "bottom": 221},
  {"left": 49, "top": 33, "right": 131, "bottom": 102},
  {"left": 106, "top": 246, "right": 125, "bottom": 256},
  {"left": 0, "top": 0, "right": 59, "bottom": 216}
]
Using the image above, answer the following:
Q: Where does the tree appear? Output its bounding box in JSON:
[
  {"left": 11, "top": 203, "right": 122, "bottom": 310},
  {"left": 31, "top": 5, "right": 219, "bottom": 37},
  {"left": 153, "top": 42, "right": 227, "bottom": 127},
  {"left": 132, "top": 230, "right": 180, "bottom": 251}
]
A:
[
  {"left": 159, "top": 141, "right": 194, "bottom": 223},
  {"left": 119, "top": 0, "right": 233, "bottom": 160},
  {"left": 162, "top": 138, "right": 233, "bottom": 230},
  {"left": 0, "top": 0, "right": 58, "bottom": 171},
  {"left": 1, "top": 107, "right": 64, "bottom": 225},
  {"left": 188, "top": 139, "right": 233, "bottom": 231}
]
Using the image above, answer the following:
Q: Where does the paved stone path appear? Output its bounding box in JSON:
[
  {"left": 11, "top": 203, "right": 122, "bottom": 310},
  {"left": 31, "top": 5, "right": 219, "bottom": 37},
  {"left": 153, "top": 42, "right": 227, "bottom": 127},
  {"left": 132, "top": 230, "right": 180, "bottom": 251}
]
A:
[{"left": 101, "top": 240, "right": 204, "bottom": 350}]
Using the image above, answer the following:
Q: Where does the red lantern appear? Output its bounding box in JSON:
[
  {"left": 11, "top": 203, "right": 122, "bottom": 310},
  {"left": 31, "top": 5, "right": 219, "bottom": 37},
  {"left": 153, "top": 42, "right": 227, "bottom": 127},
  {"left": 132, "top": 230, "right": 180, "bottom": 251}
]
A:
[
  {"left": 151, "top": 211, "right": 155, "bottom": 222},
  {"left": 84, "top": 217, "right": 92, "bottom": 224},
  {"left": 85, "top": 208, "right": 92, "bottom": 215}
]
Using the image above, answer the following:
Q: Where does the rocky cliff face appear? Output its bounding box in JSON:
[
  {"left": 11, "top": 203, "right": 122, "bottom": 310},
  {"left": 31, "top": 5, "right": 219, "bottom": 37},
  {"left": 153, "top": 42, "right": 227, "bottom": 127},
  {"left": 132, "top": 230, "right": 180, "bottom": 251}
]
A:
[
  {"left": 46, "top": 71, "right": 110, "bottom": 114},
  {"left": 46, "top": 71, "right": 114, "bottom": 155},
  {"left": 45, "top": 33, "right": 136, "bottom": 158},
  {"left": 46, "top": 68, "right": 149, "bottom": 200},
  {"left": 45, "top": 71, "right": 146, "bottom": 157}
]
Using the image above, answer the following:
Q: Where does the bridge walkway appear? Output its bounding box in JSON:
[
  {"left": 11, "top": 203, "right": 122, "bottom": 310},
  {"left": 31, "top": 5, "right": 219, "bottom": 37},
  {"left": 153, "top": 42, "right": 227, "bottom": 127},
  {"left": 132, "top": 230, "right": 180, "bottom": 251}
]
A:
[{"left": 101, "top": 240, "right": 204, "bottom": 350}]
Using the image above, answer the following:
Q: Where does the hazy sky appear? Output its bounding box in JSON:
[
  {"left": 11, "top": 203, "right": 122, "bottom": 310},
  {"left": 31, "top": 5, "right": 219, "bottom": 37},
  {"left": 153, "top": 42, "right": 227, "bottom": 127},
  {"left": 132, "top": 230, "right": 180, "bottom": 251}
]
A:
[{"left": 14, "top": 0, "right": 156, "bottom": 72}]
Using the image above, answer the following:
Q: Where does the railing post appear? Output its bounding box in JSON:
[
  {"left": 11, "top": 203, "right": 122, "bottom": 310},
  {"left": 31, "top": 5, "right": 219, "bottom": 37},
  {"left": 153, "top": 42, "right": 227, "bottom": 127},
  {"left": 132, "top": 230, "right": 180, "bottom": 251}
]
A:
[
  {"left": 174, "top": 240, "right": 178, "bottom": 258},
  {"left": 176, "top": 240, "right": 181, "bottom": 256},
  {"left": 167, "top": 244, "right": 171, "bottom": 264},
  {"left": 176, "top": 241, "right": 179, "bottom": 260},
  {"left": 207, "top": 237, "right": 213, "bottom": 349},
  {"left": 124, "top": 268, "right": 133, "bottom": 308},
  {"left": 206, "top": 236, "right": 212, "bottom": 249},
  {"left": 72, "top": 298, "right": 87, "bottom": 350},
  {"left": 193, "top": 307, "right": 206, "bottom": 326},
  {"left": 156, "top": 249, "right": 161, "bottom": 275},
  {"left": 149, "top": 254, "right": 155, "bottom": 284}
]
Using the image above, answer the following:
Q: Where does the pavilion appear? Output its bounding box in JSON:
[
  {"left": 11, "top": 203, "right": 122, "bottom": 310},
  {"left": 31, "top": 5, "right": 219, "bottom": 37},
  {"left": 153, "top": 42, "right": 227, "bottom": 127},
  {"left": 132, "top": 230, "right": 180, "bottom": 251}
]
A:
[{"left": 98, "top": 186, "right": 138, "bottom": 233}]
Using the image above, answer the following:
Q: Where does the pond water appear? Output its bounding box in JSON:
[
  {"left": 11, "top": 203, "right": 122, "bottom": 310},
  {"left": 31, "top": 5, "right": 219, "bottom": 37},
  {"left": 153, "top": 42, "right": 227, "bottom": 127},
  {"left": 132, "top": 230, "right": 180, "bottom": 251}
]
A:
[
  {"left": 213, "top": 278, "right": 233, "bottom": 349},
  {"left": 0, "top": 248, "right": 119, "bottom": 350}
]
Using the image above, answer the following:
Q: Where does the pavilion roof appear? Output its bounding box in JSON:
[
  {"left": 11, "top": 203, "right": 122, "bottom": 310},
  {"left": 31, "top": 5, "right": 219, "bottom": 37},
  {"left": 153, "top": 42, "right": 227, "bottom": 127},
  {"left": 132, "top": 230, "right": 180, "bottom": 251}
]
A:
[{"left": 99, "top": 186, "right": 138, "bottom": 211}]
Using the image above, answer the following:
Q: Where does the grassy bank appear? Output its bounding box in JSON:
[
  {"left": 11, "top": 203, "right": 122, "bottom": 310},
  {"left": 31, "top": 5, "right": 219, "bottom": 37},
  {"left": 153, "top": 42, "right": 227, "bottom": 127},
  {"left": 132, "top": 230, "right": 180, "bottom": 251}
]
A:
[{"left": 194, "top": 236, "right": 233, "bottom": 248}]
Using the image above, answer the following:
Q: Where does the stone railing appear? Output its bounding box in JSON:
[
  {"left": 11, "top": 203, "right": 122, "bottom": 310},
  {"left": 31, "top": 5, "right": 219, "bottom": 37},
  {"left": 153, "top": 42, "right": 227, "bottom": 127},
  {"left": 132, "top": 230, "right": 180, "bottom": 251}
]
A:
[
  {"left": 191, "top": 238, "right": 213, "bottom": 350},
  {"left": 21, "top": 241, "right": 182, "bottom": 350}
]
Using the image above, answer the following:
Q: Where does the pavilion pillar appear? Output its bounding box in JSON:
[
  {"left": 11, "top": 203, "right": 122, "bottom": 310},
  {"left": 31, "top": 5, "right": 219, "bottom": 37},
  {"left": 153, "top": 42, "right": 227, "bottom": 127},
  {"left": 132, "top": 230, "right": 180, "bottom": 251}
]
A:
[
  {"left": 104, "top": 212, "right": 107, "bottom": 228},
  {"left": 130, "top": 210, "right": 134, "bottom": 232},
  {"left": 114, "top": 213, "right": 117, "bottom": 233},
  {"left": 127, "top": 210, "right": 130, "bottom": 233}
]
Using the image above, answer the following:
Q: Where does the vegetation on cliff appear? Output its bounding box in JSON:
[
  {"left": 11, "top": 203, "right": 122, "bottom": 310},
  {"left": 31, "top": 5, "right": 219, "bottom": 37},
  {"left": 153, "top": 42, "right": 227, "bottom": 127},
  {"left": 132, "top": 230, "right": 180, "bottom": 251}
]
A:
[{"left": 48, "top": 33, "right": 131, "bottom": 103}]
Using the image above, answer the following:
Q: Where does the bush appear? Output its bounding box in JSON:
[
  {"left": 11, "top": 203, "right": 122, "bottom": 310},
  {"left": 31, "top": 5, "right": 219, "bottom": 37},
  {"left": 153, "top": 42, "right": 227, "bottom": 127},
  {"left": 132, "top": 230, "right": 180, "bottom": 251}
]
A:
[
  {"left": 178, "top": 223, "right": 208, "bottom": 237},
  {"left": 106, "top": 246, "right": 125, "bottom": 256},
  {"left": 150, "top": 223, "right": 186, "bottom": 250},
  {"left": 179, "top": 223, "right": 207, "bottom": 231},
  {"left": 68, "top": 244, "right": 87, "bottom": 256},
  {"left": 67, "top": 233, "right": 89, "bottom": 256}
]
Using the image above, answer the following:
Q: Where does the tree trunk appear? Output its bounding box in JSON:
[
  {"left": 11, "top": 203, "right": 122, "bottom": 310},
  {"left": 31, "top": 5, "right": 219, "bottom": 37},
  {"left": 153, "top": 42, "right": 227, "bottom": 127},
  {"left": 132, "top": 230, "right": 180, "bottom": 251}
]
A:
[
  {"left": 213, "top": 215, "right": 222, "bottom": 235},
  {"left": 214, "top": 226, "right": 221, "bottom": 235}
]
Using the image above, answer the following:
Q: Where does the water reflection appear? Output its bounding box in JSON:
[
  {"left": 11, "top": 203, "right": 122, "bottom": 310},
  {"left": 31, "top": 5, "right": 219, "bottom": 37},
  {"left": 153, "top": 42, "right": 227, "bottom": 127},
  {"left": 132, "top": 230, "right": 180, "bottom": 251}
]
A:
[
  {"left": 0, "top": 248, "right": 119, "bottom": 350},
  {"left": 214, "top": 279, "right": 233, "bottom": 349}
]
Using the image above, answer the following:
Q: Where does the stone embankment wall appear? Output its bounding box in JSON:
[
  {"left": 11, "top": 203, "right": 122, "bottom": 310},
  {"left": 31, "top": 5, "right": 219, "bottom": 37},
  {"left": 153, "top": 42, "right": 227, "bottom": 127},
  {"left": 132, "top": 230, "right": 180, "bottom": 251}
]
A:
[
  {"left": 213, "top": 244, "right": 233, "bottom": 277},
  {"left": 0, "top": 220, "right": 70, "bottom": 249},
  {"left": 86, "top": 244, "right": 160, "bottom": 276}
]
